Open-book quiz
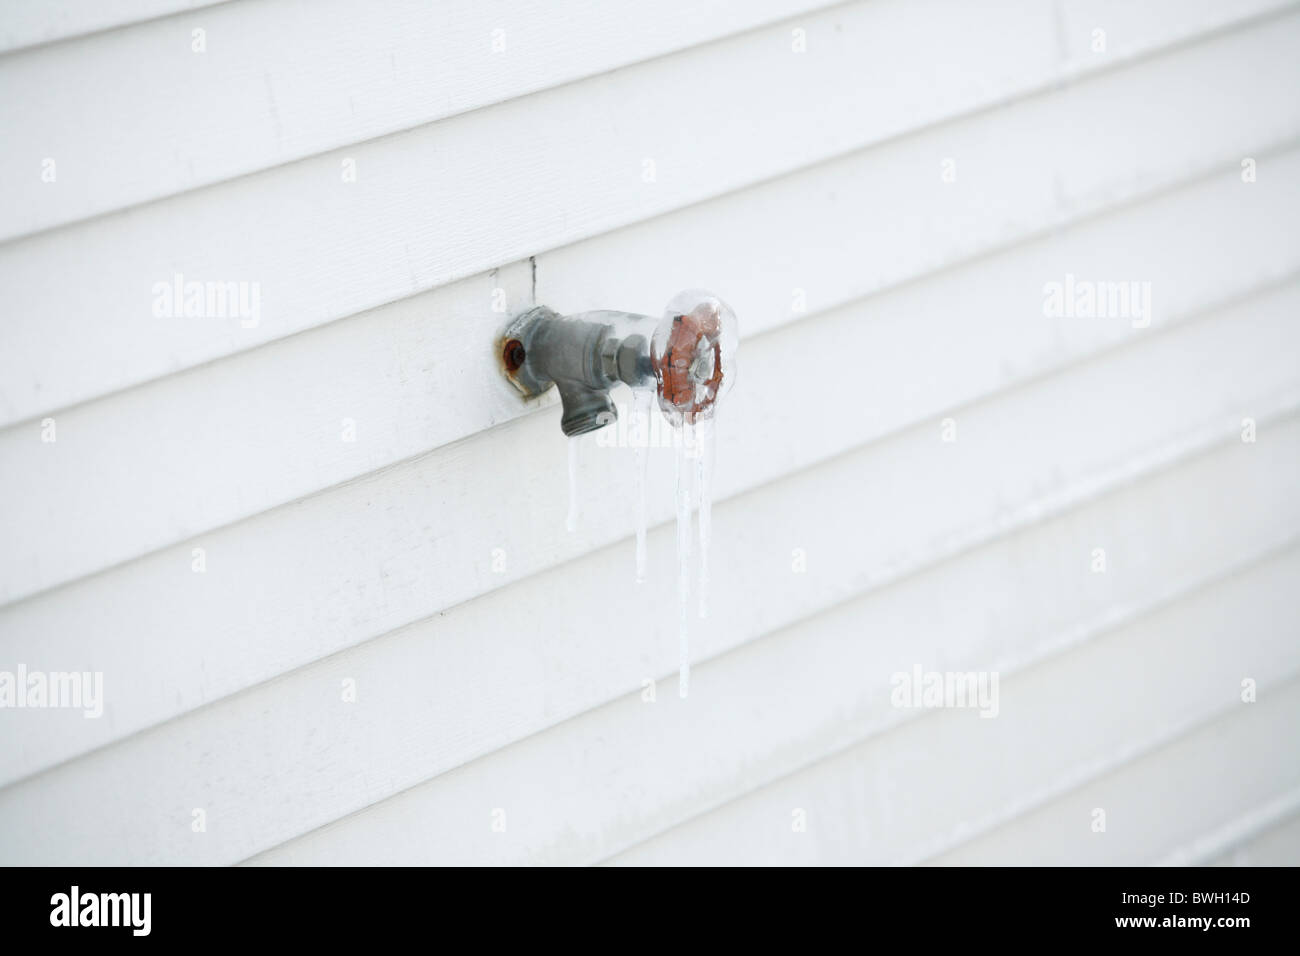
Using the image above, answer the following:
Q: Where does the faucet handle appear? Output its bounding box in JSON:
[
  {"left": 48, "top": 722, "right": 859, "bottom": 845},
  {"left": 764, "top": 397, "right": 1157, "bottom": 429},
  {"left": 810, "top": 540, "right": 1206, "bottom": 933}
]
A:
[{"left": 652, "top": 289, "right": 739, "bottom": 426}]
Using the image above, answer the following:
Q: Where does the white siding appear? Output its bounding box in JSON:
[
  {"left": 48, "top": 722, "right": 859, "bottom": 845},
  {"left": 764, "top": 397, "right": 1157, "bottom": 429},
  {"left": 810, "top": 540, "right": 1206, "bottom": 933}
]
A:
[{"left": 0, "top": 0, "right": 1297, "bottom": 866}]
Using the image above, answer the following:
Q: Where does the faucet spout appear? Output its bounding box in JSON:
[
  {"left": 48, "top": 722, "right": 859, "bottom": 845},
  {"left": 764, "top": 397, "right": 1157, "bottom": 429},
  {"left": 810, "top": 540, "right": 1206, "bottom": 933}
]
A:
[{"left": 554, "top": 379, "right": 617, "bottom": 436}]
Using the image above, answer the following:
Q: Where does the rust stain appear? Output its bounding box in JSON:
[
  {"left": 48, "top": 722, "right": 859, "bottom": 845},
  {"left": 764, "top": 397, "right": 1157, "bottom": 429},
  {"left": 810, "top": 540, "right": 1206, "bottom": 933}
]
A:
[{"left": 502, "top": 338, "right": 526, "bottom": 373}]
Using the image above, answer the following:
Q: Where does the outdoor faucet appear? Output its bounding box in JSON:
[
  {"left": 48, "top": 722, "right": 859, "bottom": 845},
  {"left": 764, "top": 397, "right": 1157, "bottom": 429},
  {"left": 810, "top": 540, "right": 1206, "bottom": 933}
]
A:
[{"left": 500, "top": 290, "right": 739, "bottom": 436}]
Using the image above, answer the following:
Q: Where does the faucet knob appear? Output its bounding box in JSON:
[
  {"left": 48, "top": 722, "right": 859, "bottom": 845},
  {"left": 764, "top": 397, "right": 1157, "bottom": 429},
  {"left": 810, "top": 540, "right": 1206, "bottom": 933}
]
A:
[{"left": 652, "top": 289, "right": 739, "bottom": 426}]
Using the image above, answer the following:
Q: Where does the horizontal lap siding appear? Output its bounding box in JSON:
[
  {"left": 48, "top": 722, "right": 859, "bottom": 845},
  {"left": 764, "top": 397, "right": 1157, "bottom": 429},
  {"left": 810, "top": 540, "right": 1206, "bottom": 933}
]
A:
[
  {"left": 608, "top": 659, "right": 1300, "bottom": 866},
  {"left": 6, "top": 0, "right": 1296, "bottom": 428},
  {"left": 5, "top": 320, "right": 1298, "bottom": 863},
  {"left": 5, "top": 199, "right": 1299, "bottom": 787},
  {"left": 0, "top": 0, "right": 229, "bottom": 54},
  {"left": 5, "top": 14, "right": 1300, "bottom": 602},
  {"left": 1205, "top": 810, "right": 1300, "bottom": 866},
  {"left": 1, "top": 0, "right": 1063, "bottom": 423},
  {"left": 0, "top": 1, "right": 1295, "bottom": 866},
  {"left": 249, "top": 438, "right": 1300, "bottom": 866},
  {"left": 0, "top": 0, "right": 835, "bottom": 235},
  {"left": 920, "top": 677, "right": 1300, "bottom": 867}
]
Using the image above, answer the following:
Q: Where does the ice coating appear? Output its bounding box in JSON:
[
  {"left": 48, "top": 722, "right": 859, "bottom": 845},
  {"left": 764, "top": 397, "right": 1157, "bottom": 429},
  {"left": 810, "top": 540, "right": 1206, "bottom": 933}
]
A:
[
  {"left": 631, "top": 388, "right": 652, "bottom": 583},
  {"left": 675, "top": 423, "right": 695, "bottom": 698},
  {"left": 652, "top": 290, "right": 738, "bottom": 427},
  {"left": 695, "top": 417, "right": 715, "bottom": 620},
  {"left": 668, "top": 418, "right": 719, "bottom": 696},
  {"left": 653, "top": 291, "right": 736, "bottom": 695},
  {"left": 565, "top": 435, "right": 579, "bottom": 533},
  {"left": 535, "top": 291, "right": 736, "bottom": 693}
]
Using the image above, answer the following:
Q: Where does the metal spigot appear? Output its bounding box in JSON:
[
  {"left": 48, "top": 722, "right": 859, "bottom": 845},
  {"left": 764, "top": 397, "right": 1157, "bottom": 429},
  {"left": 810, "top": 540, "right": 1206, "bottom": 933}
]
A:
[{"left": 500, "top": 290, "right": 738, "bottom": 436}]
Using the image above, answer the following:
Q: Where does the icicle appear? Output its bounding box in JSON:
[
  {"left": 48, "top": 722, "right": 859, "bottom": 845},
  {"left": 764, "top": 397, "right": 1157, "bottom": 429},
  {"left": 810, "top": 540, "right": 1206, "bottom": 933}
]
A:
[
  {"left": 675, "top": 422, "right": 695, "bottom": 698},
  {"left": 632, "top": 390, "right": 652, "bottom": 583},
  {"left": 565, "top": 435, "right": 579, "bottom": 533},
  {"left": 696, "top": 417, "right": 715, "bottom": 619}
]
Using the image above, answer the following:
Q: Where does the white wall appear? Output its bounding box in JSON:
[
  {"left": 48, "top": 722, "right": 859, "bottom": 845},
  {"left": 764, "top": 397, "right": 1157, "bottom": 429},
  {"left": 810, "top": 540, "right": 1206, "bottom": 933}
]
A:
[{"left": 0, "top": 0, "right": 1297, "bottom": 865}]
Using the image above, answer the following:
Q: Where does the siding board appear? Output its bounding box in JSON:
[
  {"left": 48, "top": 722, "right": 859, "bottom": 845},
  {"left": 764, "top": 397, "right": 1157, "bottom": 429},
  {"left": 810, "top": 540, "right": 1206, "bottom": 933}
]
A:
[
  {"left": 0, "top": 0, "right": 228, "bottom": 54},
  {"left": 1205, "top": 807, "right": 1300, "bottom": 866},
  {"left": 6, "top": 2, "right": 1293, "bottom": 427},
  {"left": 1160, "top": 787, "right": 1300, "bottom": 865},
  {"left": 612, "top": 669, "right": 1300, "bottom": 867},
  {"left": 922, "top": 680, "right": 1300, "bottom": 866},
  {"left": 0, "top": 0, "right": 1294, "bottom": 868},
  {"left": 0, "top": 0, "right": 836, "bottom": 234},
  {"left": 2, "top": 289, "right": 1296, "bottom": 792},
  {"left": 6, "top": 92, "right": 1299, "bottom": 605},
  {"left": 255, "top": 544, "right": 1300, "bottom": 866},
  {"left": 4, "top": 405, "right": 1297, "bottom": 865}
]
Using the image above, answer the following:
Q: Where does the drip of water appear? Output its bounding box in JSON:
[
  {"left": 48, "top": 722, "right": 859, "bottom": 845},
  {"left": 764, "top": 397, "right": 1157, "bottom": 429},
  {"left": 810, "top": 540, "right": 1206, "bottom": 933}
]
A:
[
  {"left": 565, "top": 435, "right": 579, "bottom": 533},
  {"left": 675, "top": 422, "right": 695, "bottom": 698},
  {"left": 695, "top": 417, "right": 715, "bottom": 619},
  {"left": 631, "top": 389, "right": 652, "bottom": 583}
]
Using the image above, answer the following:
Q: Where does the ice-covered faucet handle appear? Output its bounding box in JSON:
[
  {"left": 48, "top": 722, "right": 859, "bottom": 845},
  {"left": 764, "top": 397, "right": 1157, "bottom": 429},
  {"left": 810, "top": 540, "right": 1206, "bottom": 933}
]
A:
[{"left": 651, "top": 289, "right": 739, "bottom": 426}]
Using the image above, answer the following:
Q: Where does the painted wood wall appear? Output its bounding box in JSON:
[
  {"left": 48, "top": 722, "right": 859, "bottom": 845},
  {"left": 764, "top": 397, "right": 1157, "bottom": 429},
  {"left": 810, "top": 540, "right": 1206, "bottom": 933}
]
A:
[{"left": 1, "top": 0, "right": 1298, "bottom": 865}]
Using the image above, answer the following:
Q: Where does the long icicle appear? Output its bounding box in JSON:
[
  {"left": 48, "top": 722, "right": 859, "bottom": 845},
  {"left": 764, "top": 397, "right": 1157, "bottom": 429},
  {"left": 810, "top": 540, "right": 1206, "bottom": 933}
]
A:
[
  {"left": 676, "top": 422, "right": 695, "bottom": 698},
  {"left": 632, "top": 390, "right": 652, "bottom": 583},
  {"left": 565, "top": 435, "right": 579, "bottom": 533},
  {"left": 696, "top": 417, "right": 715, "bottom": 619}
]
